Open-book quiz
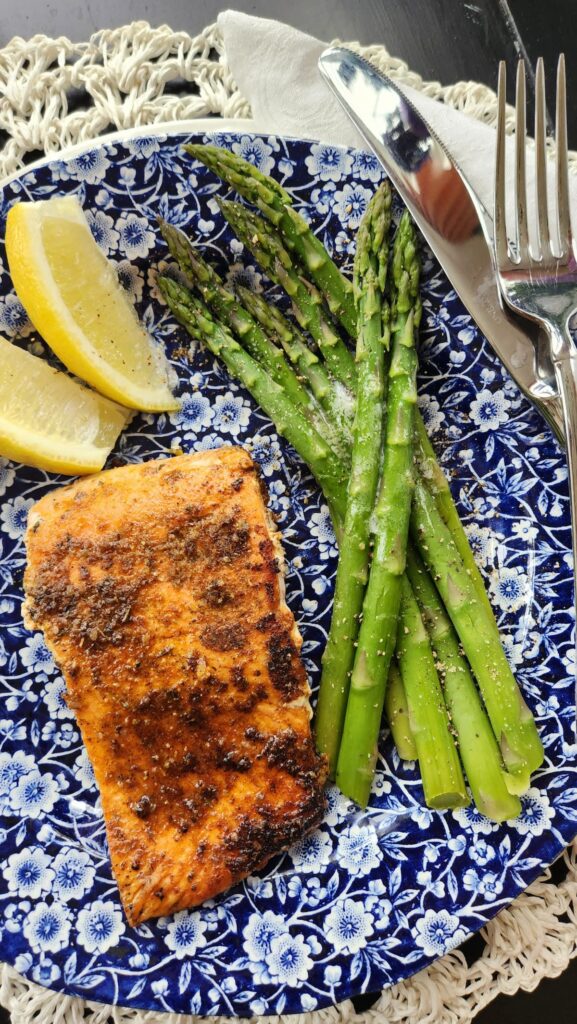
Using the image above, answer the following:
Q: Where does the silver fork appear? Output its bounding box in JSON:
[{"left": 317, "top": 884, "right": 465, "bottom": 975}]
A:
[{"left": 494, "top": 55, "right": 577, "bottom": 696}]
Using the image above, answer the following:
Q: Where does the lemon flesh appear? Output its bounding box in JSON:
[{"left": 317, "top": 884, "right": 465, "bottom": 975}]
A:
[
  {"left": 0, "top": 335, "right": 130, "bottom": 475},
  {"left": 5, "top": 196, "right": 179, "bottom": 411}
]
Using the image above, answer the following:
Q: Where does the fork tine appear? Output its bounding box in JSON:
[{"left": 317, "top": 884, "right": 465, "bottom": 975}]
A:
[
  {"left": 515, "top": 60, "right": 530, "bottom": 262},
  {"left": 494, "top": 61, "right": 509, "bottom": 268},
  {"left": 534, "top": 57, "right": 550, "bottom": 261},
  {"left": 556, "top": 53, "right": 572, "bottom": 258}
]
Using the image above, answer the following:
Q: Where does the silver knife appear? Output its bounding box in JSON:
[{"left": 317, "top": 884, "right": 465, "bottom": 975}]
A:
[{"left": 318, "top": 46, "right": 565, "bottom": 444}]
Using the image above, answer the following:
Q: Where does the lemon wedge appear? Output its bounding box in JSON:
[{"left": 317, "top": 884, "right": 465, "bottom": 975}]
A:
[
  {"left": 0, "top": 335, "right": 130, "bottom": 475},
  {"left": 5, "top": 196, "right": 179, "bottom": 411}
]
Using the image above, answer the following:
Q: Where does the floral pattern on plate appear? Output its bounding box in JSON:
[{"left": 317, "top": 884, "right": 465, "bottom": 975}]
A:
[{"left": 0, "top": 129, "right": 575, "bottom": 1016}]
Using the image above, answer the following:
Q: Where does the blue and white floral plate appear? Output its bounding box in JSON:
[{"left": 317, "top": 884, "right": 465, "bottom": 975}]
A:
[{"left": 0, "top": 124, "right": 576, "bottom": 1017}]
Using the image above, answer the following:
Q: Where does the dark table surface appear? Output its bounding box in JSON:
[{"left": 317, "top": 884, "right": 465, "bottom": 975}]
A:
[{"left": 1, "top": 2, "right": 576, "bottom": 1022}]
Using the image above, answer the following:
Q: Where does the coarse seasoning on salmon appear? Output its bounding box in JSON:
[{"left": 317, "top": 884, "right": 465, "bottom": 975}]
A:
[{"left": 23, "top": 447, "right": 326, "bottom": 925}]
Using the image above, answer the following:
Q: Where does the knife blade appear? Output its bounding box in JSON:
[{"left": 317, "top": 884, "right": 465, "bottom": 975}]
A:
[{"left": 318, "top": 46, "right": 565, "bottom": 444}]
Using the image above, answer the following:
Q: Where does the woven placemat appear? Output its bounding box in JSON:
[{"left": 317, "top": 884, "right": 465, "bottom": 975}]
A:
[{"left": 1, "top": 19, "right": 577, "bottom": 1024}]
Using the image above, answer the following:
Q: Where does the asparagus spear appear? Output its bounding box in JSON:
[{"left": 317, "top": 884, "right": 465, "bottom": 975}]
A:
[
  {"left": 233, "top": 257, "right": 502, "bottom": 636},
  {"left": 157, "top": 218, "right": 347, "bottom": 459},
  {"left": 174, "top": 216, "right": 495, "bottom": 623},
  {"left": 225, "top": 210, "right": 537, "bottom": 790},
  {"left": 158, "top": 276, "right": 348, "bottom": 526},
  {"left": 385, "top": 659, "right": 418, "bottom": 762},
  {"left": 414, "top": 415, "right": 493, "bottom": 616},
  {"left": 184, "top": 142, "right": 357, "bottom": 335},
  {"left": 410, "top": 474, "right": 543, "bottom": 776},
  {"left": 228, "top": 201, "right": 537, "bottom": 793},
  {"left": 217, "top": 198, "right": 357, "bottom": 392},
  {"left": 336, "top": 212, "right": 419, "bottom": 807},
  {"left": 405, "top": 546, "right": 522, "bottom": 817},
  {"left": 396, "top": 577, "right": 469, "bottom": 808},
  {"left": 181, "top": 143, "right": 496, "bottom": 615},
  {"left": 315, "top": 182, "right": 392, "bottom": 774},
  {"left": 158, "top": 195, "right": 541, "bottom": 808},
  {"left": 215, "top": 173, "right": 492, "bottom": 598},
  {"left": 158, "top": 220, "right": 308, "bottom": 410},
  {"left": 235, "top": 283, "right": 354, "bottom": 441}
]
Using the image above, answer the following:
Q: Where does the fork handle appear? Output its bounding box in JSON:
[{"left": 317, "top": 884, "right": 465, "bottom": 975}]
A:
[{"left": 551, "top": 339, "right": 577, "bottom": 701}]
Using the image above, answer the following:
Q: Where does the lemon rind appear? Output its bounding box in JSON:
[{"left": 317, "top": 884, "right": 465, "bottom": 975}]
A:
[
  {"left": 0, "top": 415, "right": 116, "bottom": 475},
  {"left": 6, "top": 198, "right": 180, "bottom": 413}
]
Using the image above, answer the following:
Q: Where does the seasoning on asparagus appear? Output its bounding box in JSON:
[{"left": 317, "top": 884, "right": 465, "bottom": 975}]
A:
[
  {"left": 414, "top": 414, "right": 494, "bottom": 616},
  {"left": 336, "top": 212, "right": 420, "bottom": 807},
  {"left": 235, "top": 282, "right": 354, "bottom": 445},
  {"left": 396, "top": 577, "right": 469, "bottom": 808},
  {"left": 158, "top": 276, "right": 348, "bottom": 527},
  {"left": 385, "top": 659, "right": 418, "bottom": 762},
  {"left": 405, "top": 546, "right": 523, "bottom": 816},
  {"left": 184, "top": 142, "right": 357, "bottom": 335},
  {"left": 315, "top": 182, "right": 392, "bottom": 774},
  {"left": 410, "top": 475, "right": 544, "bottom": 777},
  {"left": 158, "top": 218, "right": 347, "bottom": 460},
  {"left": 217, "top": 198, "right": 357, "bottom": 392}
]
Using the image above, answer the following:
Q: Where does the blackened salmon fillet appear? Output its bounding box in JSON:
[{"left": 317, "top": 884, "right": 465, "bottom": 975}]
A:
[{"left": 23, "top": 447, "right": 326, "bottom": 924}]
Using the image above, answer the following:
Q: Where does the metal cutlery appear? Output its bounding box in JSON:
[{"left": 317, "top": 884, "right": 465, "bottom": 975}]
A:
[
  {"left": 318, "top": 46, "right": 566, "bottom": 443},
  {"left": 493, "top": 54, "right": 577, "bottom": 698}
]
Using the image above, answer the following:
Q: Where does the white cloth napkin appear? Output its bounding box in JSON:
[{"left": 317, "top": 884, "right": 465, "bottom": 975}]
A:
[{"left": 218, "top": 9, "right": 577, "bottom": 229}]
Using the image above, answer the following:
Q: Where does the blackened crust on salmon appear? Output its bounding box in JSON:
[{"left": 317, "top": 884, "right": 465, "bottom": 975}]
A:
[
  {"left": 221, "top": 786, "right": 326, "bottom": 878},
  {"left": 201, "top": 623, "right": 247, "bottom": 651},
  {"left": 26, "top": 575, "right": 141, "bottom": 651},
  {"left": 202, "top": 578, "right": 233, "bottom": 607},
  {"left": 267, "top": 631, "right": 303, "bottom": 701},
  {"left": 209, "top": 509, "right": 250, "bottom": 561},
  {"left": 259, "top": 728, "right": 326, "bottom": 782}
]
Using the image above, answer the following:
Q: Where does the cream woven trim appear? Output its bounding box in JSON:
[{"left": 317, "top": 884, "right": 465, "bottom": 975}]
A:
[
  {"left": 1, "top": 18, "right": 577, "bottom": 1024},
  {"left": 1, "top": 20, "right": 576, "bottom": 177},
  {"left": 0, "top": 21, "right": 251, "bottom": 178}
]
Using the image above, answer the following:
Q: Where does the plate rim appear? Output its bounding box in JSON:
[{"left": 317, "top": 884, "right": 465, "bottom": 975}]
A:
[
  {"left": 0, "top": 117, "right": 331, "bottom": 190},
  {"left": 0, "top": 123, "right": 575, "bottom": 1017}
]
